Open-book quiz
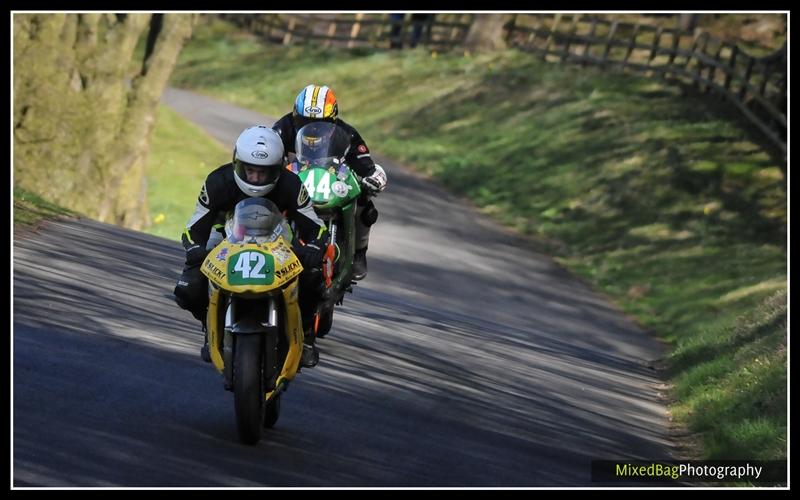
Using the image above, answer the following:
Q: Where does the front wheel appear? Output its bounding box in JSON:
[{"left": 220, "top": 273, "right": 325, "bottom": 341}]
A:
[
  {"left": 263, "top": 394, "right": 281, "bottom": 428},
  {"left": 233, "top": 334, "right": 263, "bottom": 445}
]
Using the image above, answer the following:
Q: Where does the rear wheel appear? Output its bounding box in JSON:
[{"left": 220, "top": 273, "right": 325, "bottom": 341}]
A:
[
  {"left": 316, "top": 304, "right": 335, "bottom": 338},
  {"left": 233, "top": 334, "right": 263, "bottom": 445}
]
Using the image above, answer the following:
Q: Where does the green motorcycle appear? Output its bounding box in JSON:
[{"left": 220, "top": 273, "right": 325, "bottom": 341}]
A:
[{"left": 288, "top": 122, "right": 362, "bottom": 338}]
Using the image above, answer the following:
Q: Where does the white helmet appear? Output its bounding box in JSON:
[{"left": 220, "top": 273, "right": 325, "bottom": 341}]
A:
[{"left": 232, "top": 126, "right": 286, "bottom": 197}]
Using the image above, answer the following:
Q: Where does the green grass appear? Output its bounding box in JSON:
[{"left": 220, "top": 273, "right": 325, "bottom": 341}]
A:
[
  {"left": 13, "top": 186, "right": 78, "bottom": 229},
  {"left": 670, "top": 290, "right": 787, "bottom": 460},
  {"left": 162, "top": 17, "right": 787, "bottom": 461},
  {"left": 143, "top": 105, "right": 231, "bottom": 241}
]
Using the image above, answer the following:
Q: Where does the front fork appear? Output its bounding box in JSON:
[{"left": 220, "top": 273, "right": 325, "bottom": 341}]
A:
[
  {"left": 221, "top": 296, "right": 279, "bottom": 391},
  {"left": 323, "top": 220, "right": 337, "bottom": 289}
]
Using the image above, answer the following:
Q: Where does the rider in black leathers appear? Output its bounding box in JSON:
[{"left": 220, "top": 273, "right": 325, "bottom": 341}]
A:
[
  {"left": 272, "top": 84, "right": 387, "bottom": 280},
  {"left": 173, "top": 125, "right": 329, "bottom": 367}
]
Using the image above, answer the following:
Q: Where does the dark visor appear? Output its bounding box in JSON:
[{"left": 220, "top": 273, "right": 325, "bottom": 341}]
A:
[{"left": 234, "top": 159, "right": 281, "bottom": 186}]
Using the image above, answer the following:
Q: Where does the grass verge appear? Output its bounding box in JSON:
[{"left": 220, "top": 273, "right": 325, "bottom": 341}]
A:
[
  {"left": 13, "top": 186, "right": 78, "bottom": 233},
  {"left": 143, "top": 105, "right": 231, "bottom": 241}
]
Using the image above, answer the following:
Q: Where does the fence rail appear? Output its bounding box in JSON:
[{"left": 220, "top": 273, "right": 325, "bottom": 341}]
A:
[
  {"left": 221, "top": 13, "right": 474, "bottom": 50},
  {"left": 505, "top": 14, "right": 787, "bottom": 156}
]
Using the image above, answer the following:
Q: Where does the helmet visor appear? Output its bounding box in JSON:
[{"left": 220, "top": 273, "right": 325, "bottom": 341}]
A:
[
  {"left": 233, "top": 160, "right": 281, "bottom": 187},
  {"left": 295, "top": 122, "right": 351, "bottom": 167}
]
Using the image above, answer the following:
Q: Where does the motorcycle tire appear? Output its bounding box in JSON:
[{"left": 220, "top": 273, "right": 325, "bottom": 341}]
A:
[
  {"left": 233, "top": 334, "right": 264, "bottom": 445},
  {"left": 316, "top": 305, "right": 335, "bottom": 338}
]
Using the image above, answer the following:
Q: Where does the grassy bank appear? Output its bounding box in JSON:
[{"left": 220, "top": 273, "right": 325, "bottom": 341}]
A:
[
  {"left": 13, "top": 186, "right": 78, "bottom": 231},
  {"left": 144, "top": 105, "right": 231, "bottom": 241},
  {"left": 160, "top": 18, "right": 786, "bottom": 461}
]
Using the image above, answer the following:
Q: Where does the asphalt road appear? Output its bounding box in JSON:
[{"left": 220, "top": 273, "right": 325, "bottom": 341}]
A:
[{"left": 12, "top": 87, "right": 677, "bottom": 487}]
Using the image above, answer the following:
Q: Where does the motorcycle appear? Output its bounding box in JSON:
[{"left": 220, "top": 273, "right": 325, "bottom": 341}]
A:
[
  {"left": 288, "top": 122, "right": 363, "bottom": 339},
  {"left": 200, "top": 197, "right": 305, "bottom": 445}
]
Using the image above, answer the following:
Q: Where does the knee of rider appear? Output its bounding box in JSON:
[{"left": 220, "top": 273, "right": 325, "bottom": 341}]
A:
[
  {"left": 173, "top": 286, "right": 192, "bottom": 309},
  {"left": 175, "top": 275, "right": 207, "bottom": 307},
  {"left": 174, "top": 284, "right": 201, "bottom": 308},
  {"left": 360, "top": 200, "right": 378, "bottom": 227}
]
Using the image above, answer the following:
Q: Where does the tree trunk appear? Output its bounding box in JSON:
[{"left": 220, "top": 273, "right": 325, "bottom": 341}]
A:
[
  {"left": 13, "top": 13, "right": 194, "bottom": 230},
  {"left": 99, "top": 14, "right": 195, "bottom": 229},
  {"left": 464, "top": 14, "right": 510, "bottom": 52}
]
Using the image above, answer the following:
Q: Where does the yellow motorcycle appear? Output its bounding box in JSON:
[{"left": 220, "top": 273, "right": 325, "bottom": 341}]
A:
[{"left": 200, "top": 197, "right": 306, "bottom": 445}]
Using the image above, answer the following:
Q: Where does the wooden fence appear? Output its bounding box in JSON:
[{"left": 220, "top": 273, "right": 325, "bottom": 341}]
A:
[
  {"left": 221, "top": 13, "right": 474, "bottom": 51},
  {"left": 218, "top": 13, "right": 786, "bottom": 157},
  {"left": 504, "top": 14, "right": 787, "bottom": 156}
]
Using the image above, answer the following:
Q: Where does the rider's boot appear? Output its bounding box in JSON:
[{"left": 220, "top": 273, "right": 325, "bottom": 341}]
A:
[
  {"left": 200, "top": 317, "right": 211, "bottom": 363},
  {"left": 300, "top": 314, "right": 319, "bottom": 369},
  {"left": 352, "top": 247, "right": 368, "bottom": 281},
  {"left": 301, "top": 340, "right": 319, "bottom": 369}
]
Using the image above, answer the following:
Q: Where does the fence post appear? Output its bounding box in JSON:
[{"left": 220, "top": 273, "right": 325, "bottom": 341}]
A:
[
  {"left": 723, "top": 44, "right": 739, "bottom": 93},
  {"left": 684, "top": 30, "right": 701, "bottom": 69},
  {"left": 758, "top": 63, "right": 771, "bottom": 98},
  {"left": 348, "top": 13, "right": 364, "bottom": 49},
  {"left": 696, "top": 33, "right": 711, "bottom": 92},
  {"left": 560, "top": 15, "right": 580, "bottom": 61},
  {"left": 526, "top": 16, "right": 539, "bottom": 46},
  {"left": 738, "top": 54, "right": 755, "bottom": 101},
  {"left": 776, "top": 75, "right": 786, "bottom": 122},
  {"left": 505, "top": 13, "right": 517, "bottom": 44},
  {"left": 446, "top": 14, "right": 475, "bottom": 47},
  {"left": 707, "top": 42, "right": 724, "bottom": 95},
  {"left": 450, "top": 19, "right": 459, "bottom": 44},
  {"left": 580, "top": 16, "right": 598, "bottom": 66},
  {"left": 683, "top": 30, "right": 703, "bottom": 90},
  {"left": 623, "top": 24, "right": 641, "bottom": 65},
  {"left": 686, "top": 30, "right": 708, "bottom": 67},
  {"left": 324, "top": 20, "right": 337, "bottom": 48},
  {"left": 542, "top": 13, "right": 562, "bottom": 60},
  {"left": 667, "top": 29, "right": 681, "bottom": 70},
  {"left": 601, "top": 20, "right": 618, "bottom": 67},
  {"left": 283, "top": 18, "right": 296, "bottom": 45},
  {"left": 648, "top": 26, "right": 663, "bottom": 64}
]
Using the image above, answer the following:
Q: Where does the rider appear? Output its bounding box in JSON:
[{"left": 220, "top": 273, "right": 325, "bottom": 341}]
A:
[
  {"left": 173, "top": 125, "right": 329, "bottom": 367},
  {"left": 272, "top": 84, "right": 387, "bottom": 280}
]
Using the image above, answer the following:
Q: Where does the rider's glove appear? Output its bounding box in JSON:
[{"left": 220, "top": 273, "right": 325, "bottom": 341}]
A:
[
  {"left": 303, "top": 242, "right": 324, "bottom": 269},
  {"left": 185, "top": 244, "right": 209, "bottom": 267},
  {"left": 296, "top": 234, "right": 329, "bottom": 271},
  {"left": 361, "top": 164, "right": 387, "bottom": 196}
]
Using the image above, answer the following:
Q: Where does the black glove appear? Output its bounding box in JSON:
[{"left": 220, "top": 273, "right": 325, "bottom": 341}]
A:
[
  {"left": 299, "top": 240, "right": 325, "bottom": 271},
  {"left": 185, "top": 244, "right": 209, "bottom": 267}
]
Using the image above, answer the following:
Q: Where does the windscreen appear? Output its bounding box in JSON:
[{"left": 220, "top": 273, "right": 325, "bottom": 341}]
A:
[
  {"left": 295, "top": 121, "right": 351, "bottom": 167},
  {"left": 227, "top": 198, "right": 291, "bottom": 244}
]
